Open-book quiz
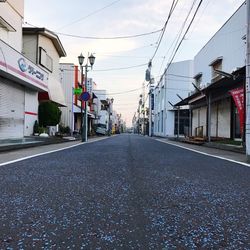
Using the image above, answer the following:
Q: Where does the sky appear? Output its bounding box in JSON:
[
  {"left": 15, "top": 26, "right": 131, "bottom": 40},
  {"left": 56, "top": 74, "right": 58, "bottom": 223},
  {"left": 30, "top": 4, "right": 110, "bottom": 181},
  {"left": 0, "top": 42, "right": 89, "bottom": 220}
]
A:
[{"left": 24, "top": 0, "right": 245, "bottom": 126}]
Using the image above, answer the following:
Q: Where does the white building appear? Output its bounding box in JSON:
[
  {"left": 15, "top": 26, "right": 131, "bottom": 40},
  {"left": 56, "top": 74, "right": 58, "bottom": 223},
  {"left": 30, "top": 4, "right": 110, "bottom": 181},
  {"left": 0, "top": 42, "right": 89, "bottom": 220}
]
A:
[
  {"left": 178, "top": 3, "right": 246, "bottom": 140},
  {"left": 93, "top": 90, "right": 115, "bottom": 134},
  {"left": 153, "top": 60, "right": 193, "bottom": 137},
  {"left": 0, "top": 1, "right": 49, "bottom": 139},
  {"left": 22, "top": 28, "right": 66, "bottom": 107},
  {"left": 59, "top": 63, "right": 76, "bottom": 132},
  {"left": 59, "top": 63, "right": 97, "bottom": 134}
]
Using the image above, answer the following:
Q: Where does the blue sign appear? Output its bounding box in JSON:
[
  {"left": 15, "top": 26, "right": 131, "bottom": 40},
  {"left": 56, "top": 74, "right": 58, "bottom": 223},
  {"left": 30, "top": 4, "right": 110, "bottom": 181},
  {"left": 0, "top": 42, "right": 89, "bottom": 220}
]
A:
[
  {"left": 18, "top": 57, "right": 44, "bottom": 81},
  {"left": 80, "top": 91, "right": 90, "bottom": 101},
  {"left": 18, "top": 58, "right": 28, "bottom": 72}
]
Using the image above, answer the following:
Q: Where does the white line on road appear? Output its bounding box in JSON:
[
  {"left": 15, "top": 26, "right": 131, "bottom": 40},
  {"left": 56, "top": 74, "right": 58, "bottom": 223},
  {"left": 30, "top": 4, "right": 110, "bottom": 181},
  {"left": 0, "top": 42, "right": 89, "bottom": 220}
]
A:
[
  {"left": 155, "top": 139, "right": 250, "bottom": 168},
  {"left": 0, "top": 137, "right": 109, "bottom": 167}
]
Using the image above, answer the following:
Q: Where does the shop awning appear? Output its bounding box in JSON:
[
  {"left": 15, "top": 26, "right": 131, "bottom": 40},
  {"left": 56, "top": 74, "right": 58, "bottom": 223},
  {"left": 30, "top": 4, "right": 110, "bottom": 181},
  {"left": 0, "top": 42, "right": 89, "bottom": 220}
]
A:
[{"left": 39, "top": 75, "right": 66, "bottom": 107}]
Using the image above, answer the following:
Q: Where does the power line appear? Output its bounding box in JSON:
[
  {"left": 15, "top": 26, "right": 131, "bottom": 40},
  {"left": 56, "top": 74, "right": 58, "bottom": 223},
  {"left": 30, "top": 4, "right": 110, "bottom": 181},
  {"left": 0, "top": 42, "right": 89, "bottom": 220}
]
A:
[
  {"left": 56, "top": 28, "right": 163, "bottom": 40},
  {"left": 24, "top": 21, "right": 162, "bottom": 40},
  {"left": 166, "top": 0, "right": 203, "bottom": 72},
  {"left": 150, "top": 0, "right": 179, "bottom": 61},
  {"left": 57, "top": 0, "right": 122, "bottom": 30},
  {"left": 167, "top": 73, "right": 193, "bottom": 79},
  {"left": 93, "top": 63, "right": 148, "bottom": 72},
  {"left": 157, "top": 0, "right": 198, "bottom": 76},
  {"left": 94, "top": 87, "right": 142, "bottom": 96}
]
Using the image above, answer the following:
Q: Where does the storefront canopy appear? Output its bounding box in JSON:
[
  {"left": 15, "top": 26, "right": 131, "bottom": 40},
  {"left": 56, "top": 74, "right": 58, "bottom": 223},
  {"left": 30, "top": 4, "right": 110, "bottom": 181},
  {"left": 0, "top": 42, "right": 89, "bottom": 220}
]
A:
[
  {"left": 175, "top": 66, "right": 245, "bottom": 107},
  {"left": 39, "top": 75, "right": 66, "bottom": 107}
]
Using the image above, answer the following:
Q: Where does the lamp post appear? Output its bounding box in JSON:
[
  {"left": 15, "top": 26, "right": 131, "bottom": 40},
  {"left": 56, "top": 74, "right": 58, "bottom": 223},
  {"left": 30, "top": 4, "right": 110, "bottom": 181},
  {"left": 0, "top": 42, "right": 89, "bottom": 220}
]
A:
[
  {"left": 107, "top": 97, "right": 114, "bottom": 136},
  {"left": 78, "top": 53, "right": 95, "bottom": 142}
]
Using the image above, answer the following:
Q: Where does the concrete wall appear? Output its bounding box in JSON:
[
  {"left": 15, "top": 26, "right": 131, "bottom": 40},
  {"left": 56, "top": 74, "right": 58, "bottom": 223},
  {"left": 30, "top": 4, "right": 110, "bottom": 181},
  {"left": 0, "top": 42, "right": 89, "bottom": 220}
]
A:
[
  {"left": 193, "top": 3, "right": 246, "bottom": 87},
  {"left": 22, "top": 35, "right": 38, "bottom": 63},
  {"left": 24, "top": 90, "right": 38, "bottom": 136},
  {"left": 38, "top": 34, "right": 60, "bottom": 79},
  {"left": 59, "top": 63, "right": 75, "bottom": 130},
  {"left": 0, "top": 0, "right": 24, "bottom": 51},
  {"left": 153, "top": 60, "right": 193, "bottom": 137}
]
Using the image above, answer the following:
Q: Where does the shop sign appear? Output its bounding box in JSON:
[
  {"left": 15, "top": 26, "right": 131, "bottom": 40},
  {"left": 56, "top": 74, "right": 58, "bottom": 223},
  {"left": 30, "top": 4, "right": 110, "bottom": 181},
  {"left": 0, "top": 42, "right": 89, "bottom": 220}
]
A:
[
  {"left": 0, "top": 39, "right": 48, "bottom": 91},
  {"left": 229, "top": 86, "right": 244, "bottom": 135}
]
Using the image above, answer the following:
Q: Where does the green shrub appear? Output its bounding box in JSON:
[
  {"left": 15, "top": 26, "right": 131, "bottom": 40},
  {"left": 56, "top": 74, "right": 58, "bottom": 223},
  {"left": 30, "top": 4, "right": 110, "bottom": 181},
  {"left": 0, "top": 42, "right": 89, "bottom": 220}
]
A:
[
  {"left": 38, "top": 126, "right": 47, "bottom": 134},
  {"left": 59, "top": 124, "right": 70, "bottom": 134},
  {"left": 38, "top": 102, "right": 61, "bottom": 127}
]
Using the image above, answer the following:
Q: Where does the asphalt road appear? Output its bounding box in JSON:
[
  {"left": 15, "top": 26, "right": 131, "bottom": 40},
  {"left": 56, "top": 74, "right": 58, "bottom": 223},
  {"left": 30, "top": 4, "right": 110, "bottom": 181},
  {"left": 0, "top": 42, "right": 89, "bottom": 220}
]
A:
[{"left": 0, "top": 134, "right": 249, "bottom": 249}]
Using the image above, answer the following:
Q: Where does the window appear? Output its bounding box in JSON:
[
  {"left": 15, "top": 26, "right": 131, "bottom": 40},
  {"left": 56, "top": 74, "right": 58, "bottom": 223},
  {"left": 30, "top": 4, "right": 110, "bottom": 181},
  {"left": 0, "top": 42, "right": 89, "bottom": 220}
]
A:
[
  {"left": 193, "top": 72, "right": 202, "bottom": 89},
  {"left": 209, "top": 57, "right": 223, "bottom": 82},
  {"left": 39, "top": 47, "right": 53, "bottom": 72}
]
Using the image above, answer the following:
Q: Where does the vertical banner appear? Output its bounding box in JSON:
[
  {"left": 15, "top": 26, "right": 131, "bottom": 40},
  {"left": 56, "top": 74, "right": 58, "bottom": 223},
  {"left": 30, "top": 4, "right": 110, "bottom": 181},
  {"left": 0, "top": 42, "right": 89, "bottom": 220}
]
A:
[{"left": 229, "top": 86, "right": 245, "bottom": 135}]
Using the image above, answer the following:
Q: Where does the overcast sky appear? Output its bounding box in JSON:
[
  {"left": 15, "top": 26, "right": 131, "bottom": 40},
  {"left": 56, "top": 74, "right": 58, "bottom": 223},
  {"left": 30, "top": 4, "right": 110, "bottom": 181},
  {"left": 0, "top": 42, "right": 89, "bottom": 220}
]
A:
[{"left": 24, "top": 0, "right": 245, "bottom": 126}]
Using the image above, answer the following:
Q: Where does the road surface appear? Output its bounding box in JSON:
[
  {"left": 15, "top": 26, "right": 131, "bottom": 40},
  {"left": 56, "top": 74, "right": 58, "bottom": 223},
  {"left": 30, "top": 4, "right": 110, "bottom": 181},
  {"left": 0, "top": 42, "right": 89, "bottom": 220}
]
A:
[{"left": 0, "top": 134, "right": 249, "bottom": 249}]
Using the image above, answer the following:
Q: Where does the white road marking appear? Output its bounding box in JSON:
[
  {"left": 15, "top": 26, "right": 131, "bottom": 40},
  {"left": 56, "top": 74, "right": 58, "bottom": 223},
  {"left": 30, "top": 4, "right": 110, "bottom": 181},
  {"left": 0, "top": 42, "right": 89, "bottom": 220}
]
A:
[
  {"left": 0, "top": 137, "right": 109, "bottom": 167},
  {"left": 155, "top": 138, "right": 250, "bottom": 168}
]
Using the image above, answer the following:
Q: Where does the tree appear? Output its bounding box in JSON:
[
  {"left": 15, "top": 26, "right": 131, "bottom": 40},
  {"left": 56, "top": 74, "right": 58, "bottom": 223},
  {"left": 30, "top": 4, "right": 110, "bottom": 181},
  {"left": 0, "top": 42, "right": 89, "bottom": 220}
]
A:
[{"left": 38, "top": 102, "right": 61, "bottom": 127}]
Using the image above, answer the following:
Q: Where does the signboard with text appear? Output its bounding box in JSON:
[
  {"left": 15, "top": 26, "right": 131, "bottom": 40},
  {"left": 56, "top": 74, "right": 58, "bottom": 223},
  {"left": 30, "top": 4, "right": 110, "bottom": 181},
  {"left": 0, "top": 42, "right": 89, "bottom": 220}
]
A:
[
  {"left": 74, "top": 88, "right": 82, "bottom": 95},
  {"left": 0, "top": 39, "right": 48, "bottom": 91},
  {"left": 229, "top": 86, "right": 244, "bottom": 135}
]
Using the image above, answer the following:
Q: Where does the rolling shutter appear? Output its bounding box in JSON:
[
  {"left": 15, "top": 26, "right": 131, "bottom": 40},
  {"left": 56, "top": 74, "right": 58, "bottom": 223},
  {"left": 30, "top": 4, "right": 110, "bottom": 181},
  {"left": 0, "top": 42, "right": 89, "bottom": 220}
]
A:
[{"left": 0, "top": 79, "right": 25, "bottom": 139}]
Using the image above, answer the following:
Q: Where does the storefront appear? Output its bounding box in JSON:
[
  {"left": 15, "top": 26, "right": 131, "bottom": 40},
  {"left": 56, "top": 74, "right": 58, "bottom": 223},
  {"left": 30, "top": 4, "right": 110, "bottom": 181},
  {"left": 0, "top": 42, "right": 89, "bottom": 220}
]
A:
[
  {"left": 0, "top": 39, "right": 48, "bottom": 139},
  {"left": 175, "top": 67, "right": 245, "bottom": 141}
]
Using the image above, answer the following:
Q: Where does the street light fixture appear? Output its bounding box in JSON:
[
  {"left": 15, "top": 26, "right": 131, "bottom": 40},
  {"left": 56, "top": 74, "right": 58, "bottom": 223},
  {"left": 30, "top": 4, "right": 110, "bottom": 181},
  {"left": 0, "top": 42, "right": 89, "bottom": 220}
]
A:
[{"left": 78, "top": 52, "right": 95, "bottom": 142}]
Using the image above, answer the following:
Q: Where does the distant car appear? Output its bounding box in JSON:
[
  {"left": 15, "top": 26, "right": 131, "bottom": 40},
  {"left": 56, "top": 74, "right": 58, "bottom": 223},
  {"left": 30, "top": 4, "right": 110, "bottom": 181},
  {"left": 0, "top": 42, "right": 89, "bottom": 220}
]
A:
[
  {"left": 96, "top": 127, "right": 107, "bottom": 135},
  {"left": 96, "top": 124, "right": 107, "bottom": 135}
]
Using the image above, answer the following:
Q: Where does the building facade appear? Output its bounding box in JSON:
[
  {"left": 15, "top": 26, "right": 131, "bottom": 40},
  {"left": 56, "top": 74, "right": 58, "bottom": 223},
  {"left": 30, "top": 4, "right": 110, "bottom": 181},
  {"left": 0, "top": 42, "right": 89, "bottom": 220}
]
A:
[
  {"left": 59, "top": 63, "right": 98, "bottom": 134},
  {"left": 0, "top": 1, "right": 49, "bottom": 139},
  {"left": 177, "top": 3, "right": 246, "bottom": 141},
  {"left": 153, "top": 60, "right": 193, "bottom": 137}
]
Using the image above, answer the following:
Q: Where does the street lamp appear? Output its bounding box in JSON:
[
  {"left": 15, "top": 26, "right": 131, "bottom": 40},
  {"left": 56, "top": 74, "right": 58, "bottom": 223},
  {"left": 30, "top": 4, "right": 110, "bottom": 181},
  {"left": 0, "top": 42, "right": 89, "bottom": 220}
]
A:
[
  {"left": 107, "top": 97, "right": 114, "bottom": 136},
  {"left": 78, "top": 52, "right": 95, "bottom": 142}
]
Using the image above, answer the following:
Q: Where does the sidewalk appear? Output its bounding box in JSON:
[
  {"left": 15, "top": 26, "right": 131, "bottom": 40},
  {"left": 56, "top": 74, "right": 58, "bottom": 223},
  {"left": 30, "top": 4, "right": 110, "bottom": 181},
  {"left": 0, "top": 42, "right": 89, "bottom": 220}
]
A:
[
  {"left": 155, "top": 137, "right": 248, "bottom": 165},
  {"left": 0, "top": 136, "right": 108, "bottom": 165}
]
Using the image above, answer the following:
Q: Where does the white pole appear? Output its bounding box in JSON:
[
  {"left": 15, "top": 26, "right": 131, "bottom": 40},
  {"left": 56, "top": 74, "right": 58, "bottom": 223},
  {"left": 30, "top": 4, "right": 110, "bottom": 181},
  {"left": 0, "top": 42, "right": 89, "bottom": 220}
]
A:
[
  {"left": 149, "top": 87, "right": 152, "bottom": 136},
  {"left": 246, "top": 0, "right": 250, "bottom": 161}
]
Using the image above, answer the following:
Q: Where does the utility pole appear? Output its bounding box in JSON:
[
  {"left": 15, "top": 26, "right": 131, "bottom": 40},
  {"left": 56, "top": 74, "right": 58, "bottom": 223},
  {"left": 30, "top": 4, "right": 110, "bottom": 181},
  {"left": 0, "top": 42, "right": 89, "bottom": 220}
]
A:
[
  {"left": 246, "top": 0, "right": 250, "bottom": 161},
  {"left": 142, "top": 82, "right": 146, "bottom": 135},
  {"left": 148, "top": 87, "right": 152, "bottom": 136},
  {"left": 146, "top": 60, "right": 152, "bottom": 136}
]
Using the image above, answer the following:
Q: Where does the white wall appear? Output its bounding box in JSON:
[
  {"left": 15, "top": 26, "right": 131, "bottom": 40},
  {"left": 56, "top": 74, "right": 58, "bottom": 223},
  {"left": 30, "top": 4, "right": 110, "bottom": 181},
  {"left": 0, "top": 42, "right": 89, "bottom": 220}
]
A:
[
  {"left": 194, "top": 3, "right": 246, "bottom": 86},
  {"left": 24, "top": 90, "right": 38, "bottom": 136},
  {"left": 22, "top": 35, "right": 37, "bottom": 63},
  {"left": 59, "top": 64, "right": 75, "bottom": 130},
  {"left": 218, "top": 98, "right": 231, "bottom": 138},
  {"left": 38, "top": 35, "right": 60, "bottom": 79},
  {"left": 0, "top": 1, "right": 23, "bottom": 51},
  {"left": 153, "top": 60, "right": 193, "bottom": 137}
]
